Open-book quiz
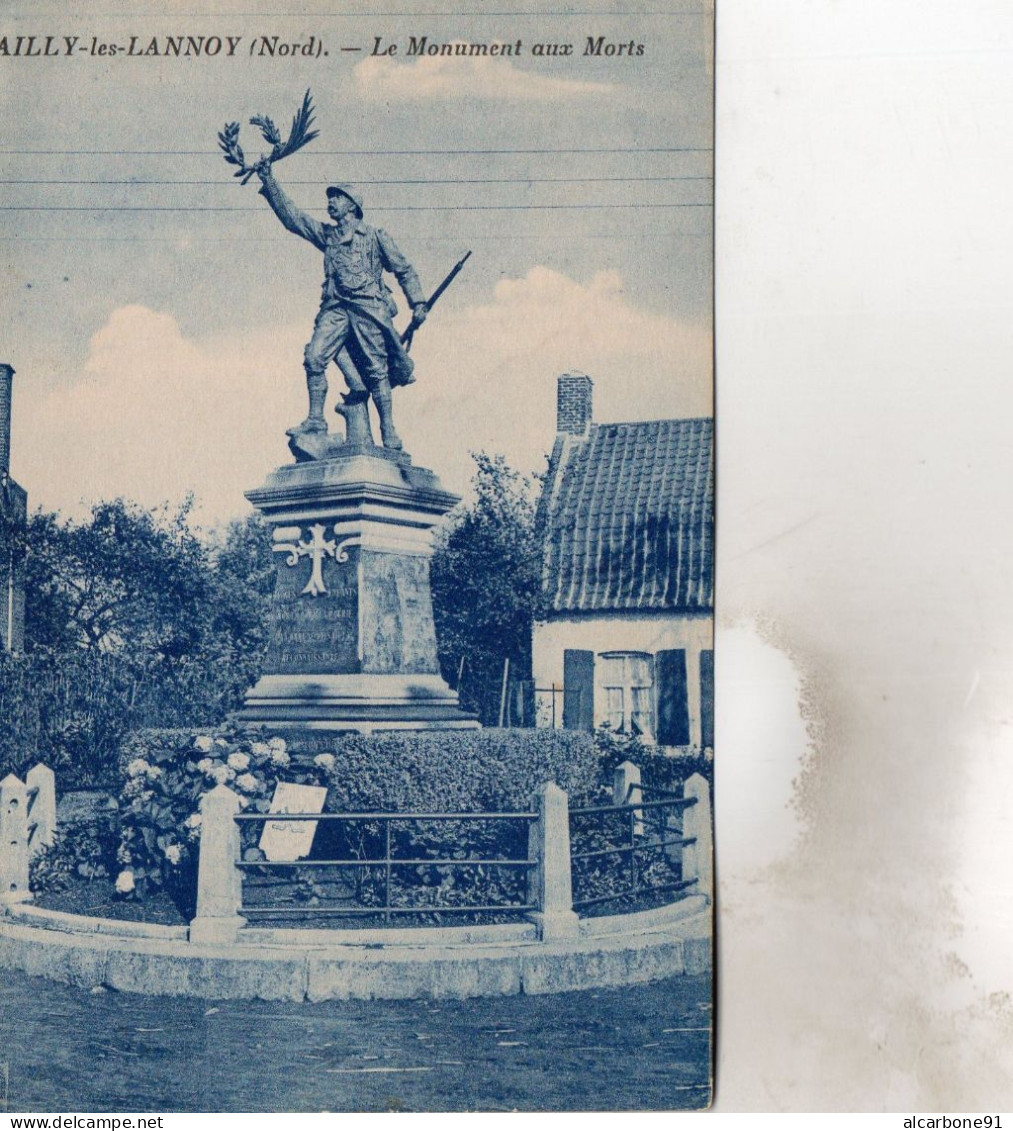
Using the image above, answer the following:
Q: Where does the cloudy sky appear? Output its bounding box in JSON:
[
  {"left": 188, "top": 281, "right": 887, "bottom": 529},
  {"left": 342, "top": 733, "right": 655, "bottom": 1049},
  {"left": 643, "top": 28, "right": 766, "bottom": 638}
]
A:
[{"left": 0, "top": 0, "right": 713, "bottom": 528}]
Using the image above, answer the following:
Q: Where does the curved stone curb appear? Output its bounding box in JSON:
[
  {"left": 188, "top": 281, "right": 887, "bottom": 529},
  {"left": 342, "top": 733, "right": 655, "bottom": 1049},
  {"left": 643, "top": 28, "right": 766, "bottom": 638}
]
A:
[
  {"left": 0, "top": 904, "right": 711, "bottom": 1001},
  {"left": 8, "top": 902, "right": 188, "bottom": 940}
]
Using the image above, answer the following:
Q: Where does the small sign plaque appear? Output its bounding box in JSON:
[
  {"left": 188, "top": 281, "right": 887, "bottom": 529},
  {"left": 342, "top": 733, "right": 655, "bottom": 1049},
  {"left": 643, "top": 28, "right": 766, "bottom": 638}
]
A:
[{"left": 258, "top": 782, "right": 327, "bottom": 862}]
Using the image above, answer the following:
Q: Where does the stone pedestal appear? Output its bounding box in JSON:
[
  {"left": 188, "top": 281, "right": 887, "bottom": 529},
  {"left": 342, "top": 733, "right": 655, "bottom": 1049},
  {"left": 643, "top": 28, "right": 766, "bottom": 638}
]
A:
[{"left": 236, "top": 446, "right": 478, "bottom": 732}]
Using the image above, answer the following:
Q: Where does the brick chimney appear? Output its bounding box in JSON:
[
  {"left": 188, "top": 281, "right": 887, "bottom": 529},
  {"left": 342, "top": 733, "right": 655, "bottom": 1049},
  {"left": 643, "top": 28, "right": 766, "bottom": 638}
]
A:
[
  {"left": 556, "top": 371, "right": 593, "bottom": 437},
  {"left": 0, "top": 364, "right": 12, "bottom": 475}
]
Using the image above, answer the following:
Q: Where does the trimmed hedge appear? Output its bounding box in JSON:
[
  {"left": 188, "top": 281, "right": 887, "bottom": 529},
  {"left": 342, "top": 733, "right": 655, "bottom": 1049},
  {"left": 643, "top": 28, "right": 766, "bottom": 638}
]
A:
[
  {"left": 113, "top": 724, "right": 596, "bottom": 904},
  {"left": 119, "top": 725, "right": 597, "bottom": 809},
  {"left": 296, "top": 727, "right": 598, "bottom": 812}
]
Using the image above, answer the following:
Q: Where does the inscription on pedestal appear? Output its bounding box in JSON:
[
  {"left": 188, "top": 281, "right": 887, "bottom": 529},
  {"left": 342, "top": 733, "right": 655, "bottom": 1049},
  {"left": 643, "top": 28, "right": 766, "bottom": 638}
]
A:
[{"left": 264, "top": 540, "right": 360, "bottom": 675}]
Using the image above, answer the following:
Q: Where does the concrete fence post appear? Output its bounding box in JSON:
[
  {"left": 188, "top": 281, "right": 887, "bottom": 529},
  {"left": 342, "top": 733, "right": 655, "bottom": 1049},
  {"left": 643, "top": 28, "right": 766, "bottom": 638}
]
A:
[
  {"left": 527, "top": 781, "right": 579, "bottom": 941},
  {"left": 25, "top": 763, "right": 56, "bottom": 856},
  {"left": 613, "top": 759, "right": 643, "bottom": 835},
  {"left": 681, "top": 773, "right": 713, "bottom": 900},
  {"left": 0, "top": 773, "right": 31, "bottom": 905},
  {"left": 189, "top": 784, "right": 246, "bottom": 944}
]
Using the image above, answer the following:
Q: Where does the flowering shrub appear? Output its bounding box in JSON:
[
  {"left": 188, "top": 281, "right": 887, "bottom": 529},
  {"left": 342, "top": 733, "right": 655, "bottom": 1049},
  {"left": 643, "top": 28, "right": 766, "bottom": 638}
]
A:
[
  {"left": 114, "top": 726, "right": 320, "bottom": 905},
  {"left": 30, "top": 811, "right": 120, "bottom": 894},
  {"left": 565, "top": 728, "right": 714, "bottom": 917},
  {"left": 114, "top": 724, "right": 596, "bottom": 907}
]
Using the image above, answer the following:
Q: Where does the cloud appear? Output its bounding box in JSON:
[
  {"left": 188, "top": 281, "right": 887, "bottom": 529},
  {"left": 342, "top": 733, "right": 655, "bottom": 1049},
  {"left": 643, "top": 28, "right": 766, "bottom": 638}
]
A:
[
  {"left": 353, "top": 50, "right": 613, "bottom": 102},
  {"left": 18, "top": 305, "right": 308, "bottom": 529},
  {"left": 401, "top": 265, "right": 713, "bottom": 493},
  {"left": 14, "top": 271, "right": 710, "bottom": 525}
]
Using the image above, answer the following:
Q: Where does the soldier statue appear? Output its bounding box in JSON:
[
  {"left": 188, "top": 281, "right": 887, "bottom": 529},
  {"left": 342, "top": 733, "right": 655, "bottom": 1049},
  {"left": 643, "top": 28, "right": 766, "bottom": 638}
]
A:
[
  {"left": 255, "top": 164, "right": 427, "bottom": 451},
  {"left": 220, "top": 93, "right": 474, "bottom": 456}
]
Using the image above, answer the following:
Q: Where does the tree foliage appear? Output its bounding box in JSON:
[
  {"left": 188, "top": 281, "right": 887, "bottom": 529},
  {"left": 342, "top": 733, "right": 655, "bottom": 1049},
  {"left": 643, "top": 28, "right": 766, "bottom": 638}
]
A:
[
  {"left": 3, "top": 450, "right": 546, "bottom": 775},
  {"left": 2, "top": 499, "right": 275, "bottom": 784},
  {"left": 24, "top": 499, "right": 272, "bottom": 666},
  {"left": 430, "top": 452, "right": 544, "bottom": 724}
]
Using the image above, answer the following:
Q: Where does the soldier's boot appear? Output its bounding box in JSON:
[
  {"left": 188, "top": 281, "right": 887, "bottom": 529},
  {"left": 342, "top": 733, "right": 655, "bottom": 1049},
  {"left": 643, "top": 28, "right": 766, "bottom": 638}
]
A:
[
  {"left": 373, "top": 390, "right": 402, "bottom": 451},
  {"left": 291, "top": 370, "right": 328, "bottom": 435}
]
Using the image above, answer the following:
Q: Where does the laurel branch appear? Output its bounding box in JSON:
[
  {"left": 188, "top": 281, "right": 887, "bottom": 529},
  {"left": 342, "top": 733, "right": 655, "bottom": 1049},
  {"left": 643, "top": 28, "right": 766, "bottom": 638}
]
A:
[{"left": 218, "top": 89, "right": 319, "bottom": 185}]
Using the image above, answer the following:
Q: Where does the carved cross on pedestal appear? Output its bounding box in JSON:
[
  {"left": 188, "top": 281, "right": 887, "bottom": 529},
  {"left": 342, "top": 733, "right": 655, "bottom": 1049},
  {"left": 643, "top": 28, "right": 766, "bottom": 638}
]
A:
[{"left": 273, "top": 523, "right": 336, "bottom": 596}]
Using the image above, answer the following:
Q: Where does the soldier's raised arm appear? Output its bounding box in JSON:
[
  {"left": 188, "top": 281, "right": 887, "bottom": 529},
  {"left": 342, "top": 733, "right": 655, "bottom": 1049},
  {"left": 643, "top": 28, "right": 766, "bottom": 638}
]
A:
[{"left": 257, "top": 163, "right": 327, "bottom": 251}]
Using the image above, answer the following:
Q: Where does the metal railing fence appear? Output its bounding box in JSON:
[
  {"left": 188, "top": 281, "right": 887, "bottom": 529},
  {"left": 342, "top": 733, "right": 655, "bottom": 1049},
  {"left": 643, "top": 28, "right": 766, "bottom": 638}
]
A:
[
  {"left": 568, "top": 785, "right": 698, "bottom": 911},
  {"left": 232, "top": 809, "right": 539, "bottom": 924},
  {"left": 188, "top": 770, "right": 712, "bottom": 941}
]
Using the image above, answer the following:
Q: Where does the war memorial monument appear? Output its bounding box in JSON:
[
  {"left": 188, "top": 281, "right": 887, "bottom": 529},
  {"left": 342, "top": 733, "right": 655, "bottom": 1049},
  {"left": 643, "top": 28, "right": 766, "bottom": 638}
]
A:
[{"left": 221, "top": 94, "right": 478, "bottom": 734}]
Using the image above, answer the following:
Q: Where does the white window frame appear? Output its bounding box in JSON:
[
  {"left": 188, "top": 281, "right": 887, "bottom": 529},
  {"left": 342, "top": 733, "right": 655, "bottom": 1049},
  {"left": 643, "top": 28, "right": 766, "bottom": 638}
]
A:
[{"left": 598, "top": 650, "right": 655, "bottom": 741}]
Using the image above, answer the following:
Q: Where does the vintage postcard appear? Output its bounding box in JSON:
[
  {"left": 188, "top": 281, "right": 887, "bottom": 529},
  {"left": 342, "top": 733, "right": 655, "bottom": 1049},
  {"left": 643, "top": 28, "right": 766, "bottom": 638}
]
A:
[{"left": 0, "top": 0, "right": 714, "bottom": 1114}]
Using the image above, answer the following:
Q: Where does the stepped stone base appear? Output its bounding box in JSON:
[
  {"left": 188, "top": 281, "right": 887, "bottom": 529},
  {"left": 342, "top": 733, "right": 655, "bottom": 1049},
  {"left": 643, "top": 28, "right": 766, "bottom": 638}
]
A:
[{"left": 238, "top": 674, "right": 479, "bottom": 732}]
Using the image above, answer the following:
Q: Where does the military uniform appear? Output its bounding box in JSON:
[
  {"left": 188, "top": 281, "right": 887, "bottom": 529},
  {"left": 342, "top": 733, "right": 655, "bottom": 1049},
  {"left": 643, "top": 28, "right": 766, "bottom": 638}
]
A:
[{"left": 258, "top": 168, "right": 425, "bottom": 445}]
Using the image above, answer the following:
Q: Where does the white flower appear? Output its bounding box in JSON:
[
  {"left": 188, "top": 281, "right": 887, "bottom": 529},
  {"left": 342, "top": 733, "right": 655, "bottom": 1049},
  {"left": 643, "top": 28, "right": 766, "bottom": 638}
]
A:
[
  {"left": 313, "top": 753, "right": 335, "bottom": 771},
  {"left": 267, "top": 737, "right": 287, "bottom": 753},
  {"left": 123, "top": 777, "right": 146, "bottom": 798},
  {"left": 124, "top": 777, "right": 154, "bottom": 803},
  {"left": 115, "top": 870, "right": 135, "bottom": 894},
  {"left": 164, "top": 844, "right": 182, "bottom": 865},
  {"left": 146, "top": 765, "right": 164, "bottom": 779},
  {"left": 250, "top": 742, "right": 271, "bottom": 757},
  {"left": 269, "top": 748, "right": 290, "bottom": 768},
  {"left": 227, "top": 752, "right": 250, "bottom": 771},
  {"left": 236, "top": 772, "right": 260, "bottom": 793},
  {"left": 193, "top": 736, "right": 214, "bottom": 753},
  {"left": 214, "top": 738, "right": 230, "bottom": 749},
  {"left": 197, "top": 758, "right": 215, "bottom": 775},
  {"left": 126, "top": 758, "right": 151, "bottom": 778},
  {"left": 210, "top": 765, "right": 234, "bottom": 785},
  {"left": 184, "top": 812, "right": 202, "bottom": 829}
]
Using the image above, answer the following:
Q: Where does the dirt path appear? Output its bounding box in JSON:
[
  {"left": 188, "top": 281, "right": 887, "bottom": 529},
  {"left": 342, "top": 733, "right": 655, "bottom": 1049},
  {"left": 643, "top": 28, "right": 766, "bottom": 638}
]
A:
[{"left": 0, "top": 970, "right": 711, "bottom": 1112}]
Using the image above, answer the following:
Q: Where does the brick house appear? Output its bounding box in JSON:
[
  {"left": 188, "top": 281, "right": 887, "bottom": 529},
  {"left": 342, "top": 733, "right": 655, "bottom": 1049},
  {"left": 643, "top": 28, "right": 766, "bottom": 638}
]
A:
[
  {"left": 532, "top": 373, "right": 713, "bottom": 750},
  {"left": 0, "top": 363, "right": 27, "bottom": 655}
]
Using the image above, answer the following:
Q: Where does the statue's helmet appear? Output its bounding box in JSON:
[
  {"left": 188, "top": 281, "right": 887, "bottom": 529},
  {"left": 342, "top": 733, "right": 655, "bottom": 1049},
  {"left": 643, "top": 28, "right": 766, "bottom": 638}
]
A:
[{"left": 326, "top": 183, "right": 364, "bottom": 218}]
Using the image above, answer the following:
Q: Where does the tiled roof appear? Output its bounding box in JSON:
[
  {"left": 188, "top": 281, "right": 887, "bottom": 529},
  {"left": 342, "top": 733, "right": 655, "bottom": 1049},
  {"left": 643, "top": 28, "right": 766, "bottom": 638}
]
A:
[{"left": 538, "top": 418, "right": 713, "bottom": 613}]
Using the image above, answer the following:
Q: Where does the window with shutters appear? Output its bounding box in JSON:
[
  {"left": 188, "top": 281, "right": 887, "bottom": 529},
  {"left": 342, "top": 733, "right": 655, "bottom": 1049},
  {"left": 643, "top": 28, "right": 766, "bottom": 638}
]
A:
[{"left": 599, "top": 651, "right": 654, "bottom": 739}]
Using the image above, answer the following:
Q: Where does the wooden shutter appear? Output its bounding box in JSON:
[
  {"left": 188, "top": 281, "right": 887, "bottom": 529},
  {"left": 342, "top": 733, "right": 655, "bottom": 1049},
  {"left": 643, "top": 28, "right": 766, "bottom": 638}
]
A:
[
  {"left": 563, "top": 649, "right": 595, "bottom": 731},
  {"left": 655, "top": 649, "right": 690, "bottom": 746},
  {"left": 700, "top": 648, "right": 714, "bottom": 749}
]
